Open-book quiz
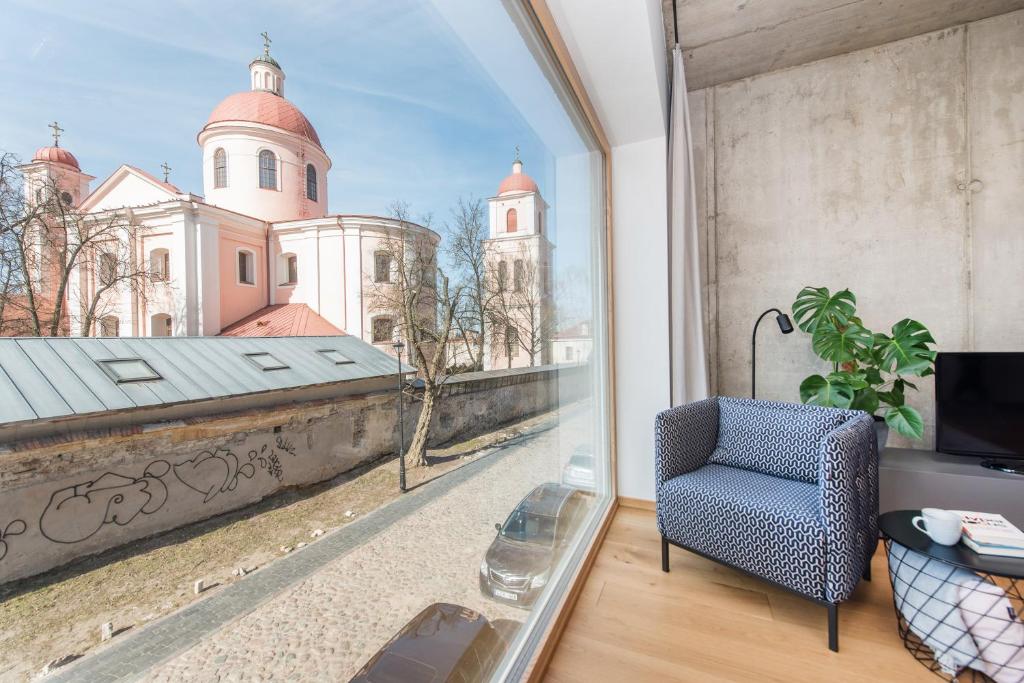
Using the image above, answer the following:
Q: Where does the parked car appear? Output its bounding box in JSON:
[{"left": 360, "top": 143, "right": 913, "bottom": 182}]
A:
[
  {"left": 349, "top": 603, "right": 507, "bottom": 683},
  {"left": 560, "top": 445, "right": 596, "bottom": 492},
  {"left": 479, "top": 483, "right": 586, "bottom": 607}
]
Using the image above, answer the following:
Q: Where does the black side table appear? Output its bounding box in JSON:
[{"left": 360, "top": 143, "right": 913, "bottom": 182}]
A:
[{"left": 880, "top": 510, "right": 1024, "bottom": 682}]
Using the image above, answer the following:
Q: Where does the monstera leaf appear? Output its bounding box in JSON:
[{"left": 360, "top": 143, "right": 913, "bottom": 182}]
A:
[
  {"left": 851, "top": 388, "right": 880, "bottom": 414},
  {"left": 811, "top": 319, "right": 873, "bottom": 363},
  {"left": 800, "top": 374, "right": 855, "bottom": 408},
  {"left": 885, "top": 405, "right": 925, "bottom": 440},
  {"left": 875, "top": 319, "right": 936, "bottom": 376},
  {"left": 792, "top": 287, "right": 857, "bottom": 334}
]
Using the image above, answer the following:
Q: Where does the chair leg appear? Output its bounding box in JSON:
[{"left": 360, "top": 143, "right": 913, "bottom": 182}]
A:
[
  {"left": 661, "top": 535, "right": 669, "bottom": 573},
  {"left": 827, "top": 603, "right": 839, "bottom": 652},
  {"left": 863, "top": 561, "right": 872, "bottom": 582}
]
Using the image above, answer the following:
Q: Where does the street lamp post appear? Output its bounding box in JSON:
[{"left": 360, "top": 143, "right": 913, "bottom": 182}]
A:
[{"left": 392, "top": 340, "right": 406, "bottom": 492}]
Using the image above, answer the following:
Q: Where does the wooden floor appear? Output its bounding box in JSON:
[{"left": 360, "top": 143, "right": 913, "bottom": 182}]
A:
[{"left": 543, "top": 506, "right": 936, "bottom": 682}]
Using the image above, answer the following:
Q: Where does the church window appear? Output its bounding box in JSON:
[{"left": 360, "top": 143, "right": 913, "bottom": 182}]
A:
[
  {"left": 507, "top": 325, "right": 520, "bottom": 358},
  {"left": 214, "top": 148, "right": 228, "bottom": 188},
  {"left": 506, "top": 208, "right": 517, "bottom": 232},
  {"left": 374, "top": 251, "right": 392, "bottom": 283},
  {"left": 150, "top": 248, "right": 170, "bottom": 281},
  {"left": 497, "top": 261, "right": 508, "bottom": 291},
  {"left": 61, "top": 191, "right": 73, "bottom": 206},
  {"left": 238, "top": 249, "right": 255, "bottom": 285},
  {"left": 98, "top": 252, "right": 117, "bottom": 286},
  {"left": 280, "top": 253, "right": 298, "bottom": 285},
  {"left": 513, "top": 259, "right": 524, "bottom": 292},
  {"left": 100, "top": 316, "right": 120, "bottom": 337},
  {"left": 151, "top": 313, "right": 172, "bottom": 337},
  {"left": 306, "top": 164, "right": 317, "bottom": 201},
  {"left": 259, "top": 150, "right": 277, "bottom": 189},
  {"left": 371, "top": 316, "right": 393, "bottom": 343}
]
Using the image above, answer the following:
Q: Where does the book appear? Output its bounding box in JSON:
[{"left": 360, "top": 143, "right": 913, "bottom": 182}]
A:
[
  {"left": 954, "top": 510, "right": 1024, "bottom": 550},
  {"left": 962, "top": 535, "right": 1024, "bottom": 559}
]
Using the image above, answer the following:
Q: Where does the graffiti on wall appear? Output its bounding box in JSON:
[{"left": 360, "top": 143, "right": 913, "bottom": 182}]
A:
[
  {"left": 39, "top": 461, "right": 172, "bottom": 544},
  {"left": 173, "top": 449, "right": 256, "bottom": 503},
  {"left": 0, "top": 520, "right": 27, "bottom": 561}
]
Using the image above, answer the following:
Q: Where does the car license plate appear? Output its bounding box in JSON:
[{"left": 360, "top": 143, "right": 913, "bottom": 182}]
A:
[{"left": 494, "top": 589, "right": 518, "bottom": 601}]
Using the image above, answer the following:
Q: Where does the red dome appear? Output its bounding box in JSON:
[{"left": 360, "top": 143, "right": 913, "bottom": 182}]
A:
[
  {"left": 498, "top": 169, "right": 539, "bottom": 195},
  {"left": 33, "top": 146, "right": 80, "bottom": 170},
  {"left": 203, "top": 91, "right": 322, "bottom": 148}
]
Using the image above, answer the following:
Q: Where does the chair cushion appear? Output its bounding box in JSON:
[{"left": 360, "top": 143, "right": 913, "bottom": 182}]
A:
[
  {"left": 708, "top": 398, "right": 848, "bottom": 484},
  {"left": 658, "top": 464, "right": 826, "bottom": 599}
]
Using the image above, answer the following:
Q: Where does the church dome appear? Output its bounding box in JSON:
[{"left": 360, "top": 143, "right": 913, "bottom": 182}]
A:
[
  {"left": 202, "top": 91, "right": 322, "bottom": 148},
  {"left": 498, "top": 158, "right": 538, "bottom": 195},
  {"left": 33, "top": 146, "right": 80, "bottom": 170}
]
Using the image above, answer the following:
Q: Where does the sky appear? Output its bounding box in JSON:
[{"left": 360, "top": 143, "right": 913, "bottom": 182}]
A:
[{"left": 0, "top": 0, "right": 577, "bottom": 231}]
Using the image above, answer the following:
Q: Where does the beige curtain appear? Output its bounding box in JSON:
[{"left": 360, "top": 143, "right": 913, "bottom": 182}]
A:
[{"left": 668, "top": 45, "right": 710, "bottom": 406}]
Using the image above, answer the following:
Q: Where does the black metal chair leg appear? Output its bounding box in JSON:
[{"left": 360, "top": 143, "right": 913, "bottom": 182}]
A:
[
  {"left": 863, "top": 561, "right": 872, "bottom": 582},
  {"left": 827, "top": 603, "right": 839, "bottom": 652},
  {"left": 661, "top": 535, "right": 669, "bottom": 572}
]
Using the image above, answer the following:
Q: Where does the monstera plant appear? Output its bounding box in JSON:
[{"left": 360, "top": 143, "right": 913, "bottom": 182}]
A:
[{"left": 792, "top": 286, "right": 937, "bottom": 440}]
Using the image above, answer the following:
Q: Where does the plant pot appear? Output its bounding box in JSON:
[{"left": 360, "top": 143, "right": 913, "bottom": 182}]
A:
[{"left": 873, "top": 415, "right": 889, "bottom": 452}]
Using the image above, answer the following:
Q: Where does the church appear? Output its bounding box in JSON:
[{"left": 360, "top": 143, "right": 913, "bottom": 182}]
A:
[{"left": 17, "top": 38, "right": 551, "bottom": 365}]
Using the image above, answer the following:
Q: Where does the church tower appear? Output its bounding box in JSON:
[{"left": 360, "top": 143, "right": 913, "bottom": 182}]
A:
[
  {"left": 19, "top": 122, "right": 94, "bottom": 209},
  {"left": 483, "top": 152, "right": 553, "bottom": 370}
]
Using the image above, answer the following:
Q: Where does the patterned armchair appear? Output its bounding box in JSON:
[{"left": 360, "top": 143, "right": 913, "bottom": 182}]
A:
[{"left": 655, "top": 396, "right": 878, "bottom": 652}]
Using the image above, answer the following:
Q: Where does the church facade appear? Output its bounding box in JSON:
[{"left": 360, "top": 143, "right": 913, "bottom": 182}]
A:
[{"left": 17, "top": 40, "right": 553, "bottom": 367}]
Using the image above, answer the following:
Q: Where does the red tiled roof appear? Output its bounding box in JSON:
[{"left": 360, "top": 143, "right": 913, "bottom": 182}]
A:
[
  {"left": 33, "top": 146, "right": 80, "bottom": 170},
  {"left": 203, "top": 91, "right": 322, "bottom": 148},
  {"left": 219, "top": 304, "right": 345, "bottom": 337}
]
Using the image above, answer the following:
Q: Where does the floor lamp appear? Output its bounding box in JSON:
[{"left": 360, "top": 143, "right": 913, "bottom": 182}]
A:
[{"left": 752, "top": 308, "right": 794, "bottom": 399}]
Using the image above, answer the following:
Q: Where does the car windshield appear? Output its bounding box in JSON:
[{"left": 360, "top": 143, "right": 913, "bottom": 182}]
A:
[{"left": 500, "top": 509, "right": 557, "bottom": 544}]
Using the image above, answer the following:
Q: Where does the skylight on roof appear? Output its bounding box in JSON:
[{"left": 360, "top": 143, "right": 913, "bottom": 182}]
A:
[
  {"left": 244, "top": 352, "right": 289, "bottom": 371},
  {"left": 318, "top": 349, "right": 354, "bottom": 365},
  {"left": 97, "top": 358, "right": 162, "bottom": 383}
]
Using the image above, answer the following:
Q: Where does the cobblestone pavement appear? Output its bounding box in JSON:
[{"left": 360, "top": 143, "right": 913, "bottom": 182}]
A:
[{"left": 52, "top": 405, "right": 590, "bottom": 682}]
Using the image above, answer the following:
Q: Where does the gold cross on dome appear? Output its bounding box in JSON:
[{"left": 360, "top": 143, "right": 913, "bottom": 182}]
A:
[
  {"left": 514, "top": 145, "right": 521, "bottom": 163},
  {"left": 161, "top": 162, "right": 172, "bottom": 183},
  {"left": 261, "top": 31, "right": 271, "bottom": 54},
  {"left": 49, "top": 121, "right": 64, "bottom": 147}
]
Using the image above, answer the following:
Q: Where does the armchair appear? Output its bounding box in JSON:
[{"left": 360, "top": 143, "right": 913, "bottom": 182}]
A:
[{"left": 655, "top": 396, "right": 878, "bottom": 651}]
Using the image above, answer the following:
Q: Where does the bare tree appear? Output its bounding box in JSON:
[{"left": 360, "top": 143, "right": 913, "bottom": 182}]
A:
[
  {"left": 0, "top": 152, "right": 151, "bottom": 337},
  {"left": 367, "top": 201, "right": 462, "bottom": 466},
  {"left": 443, "top": 197, "right": 488, "bottom": 371},
  {"left": 484, "top": 244, "right": 552, "bottom": 368}
]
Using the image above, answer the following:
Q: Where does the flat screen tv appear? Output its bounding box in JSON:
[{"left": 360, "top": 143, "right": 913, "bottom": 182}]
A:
[{"left": 935, "top": 352, "right": 1024, "bottom": 470}]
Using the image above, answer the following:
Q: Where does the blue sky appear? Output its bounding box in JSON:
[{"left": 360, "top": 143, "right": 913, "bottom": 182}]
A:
[{"left": 0, "top": 0, "right": 564, "bottom": 230}]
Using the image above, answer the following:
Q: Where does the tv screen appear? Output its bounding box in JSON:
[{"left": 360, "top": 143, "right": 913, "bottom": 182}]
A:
[{"left": 936, "top": 352, "right": 1024, "bottom": 459}]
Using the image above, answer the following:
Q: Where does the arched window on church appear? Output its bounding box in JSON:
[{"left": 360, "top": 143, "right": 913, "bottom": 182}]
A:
[
  {"left": 306, "top": 164, "right": 317, "bottom": 201},
  {"left": 214, "top": 148, "right": 228, "bottom": 188},
  {"left": 506, "top": 208, "right": 518, "bottom": 232},
  {"left": 497, "top": 261, "right": 508, "bottom": 291},
  {"left": 513, "top": 259, "right": 525, "bottom": 292},
  {"left": 151, "top": 313, "right": 172, "bottom": 337},
  {"left": 259, "top": 150, "right": 277, "bottom": 190}
]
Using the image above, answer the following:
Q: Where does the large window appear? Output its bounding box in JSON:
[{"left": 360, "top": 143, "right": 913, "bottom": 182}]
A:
[
  {"left": 371, "top": 316, "right": 393, "bottom": 343},
  {"left": 150, "top": 248, "right": 169, "bottom": 281},
  {"left": 97, "top": 252, "right": 117, "bottom": 286},
  {"left": 280, "top": 253, "right": 298, "bottom": 285},
  {"left": 237, "top": 249, "right": 255, "bottom": 285},
  {"left": 213, "top": 148, "right": 228, "bottom": 188},
  {"left": 306, "top": 164, "right": 317, "bottom": 201},
  {"left": 506, "top": 208, "right": 518, "bottom": 232},
  {"left": 258, "top": 149, "right": 277, "bottom": 189},
  {"left": 374, "top": 251, "right": 391, "bottom": 283},
  {"left": 150, "top": 313, "right": 172, "bottom": 337}
]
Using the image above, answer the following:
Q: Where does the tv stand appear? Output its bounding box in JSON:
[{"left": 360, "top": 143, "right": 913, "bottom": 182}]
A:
[
  {"left": 880, "top": 447, "right": 1024, "bottom": 527},
  {"left": 982, "top": 459, "right": 1024, "bottom": 476}
]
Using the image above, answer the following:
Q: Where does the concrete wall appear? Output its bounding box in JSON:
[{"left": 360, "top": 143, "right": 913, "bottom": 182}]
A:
[
  {"left": 691, "top": 11, "right": 1024, "bottom": 448},
  {"left": 0, "top": 365, "right": 577, "bottom": 584}
]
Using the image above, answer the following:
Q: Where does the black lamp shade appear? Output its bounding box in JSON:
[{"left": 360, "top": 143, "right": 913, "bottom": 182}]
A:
[{"left": 776, "top": 313, "right": 794, "bottom": 334}]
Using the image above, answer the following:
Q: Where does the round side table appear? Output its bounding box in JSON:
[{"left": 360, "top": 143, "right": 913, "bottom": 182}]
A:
[{"left": 880, "top": 510, "right": 1024, "bottom": 682}]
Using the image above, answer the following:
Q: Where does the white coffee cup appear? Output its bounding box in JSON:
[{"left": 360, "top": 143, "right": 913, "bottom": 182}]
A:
[{"left": 912, "top": 508, "right": 963, "bottom": 546}]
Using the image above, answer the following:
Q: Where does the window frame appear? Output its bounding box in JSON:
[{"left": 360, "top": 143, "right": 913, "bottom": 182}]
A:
[
  {"left": 258, "top": 149, "right": 278, "bottom": 190},
  {"left": 279, "top": 252, "right": 298, "bottom": 286},
  {"left": 506, "top": 207, "right": 518, "bottom": 232},
  {"left": 305, "top": 163, "right": 318, "bottom": 201},
  {"left": 213, "top": 148, "right": 228, "bottom": 188},
  {"left": 371, "top": 316, "right": 393, "bottom": 344},
  {"left": 236, "top": 247, "right": 257, "bottom": 287},
  {"left": 373, "top": 251, "right": 392, "bottom": 284}
]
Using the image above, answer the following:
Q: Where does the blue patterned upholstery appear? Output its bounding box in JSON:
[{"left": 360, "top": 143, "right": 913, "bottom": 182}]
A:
[{"left": 655, "top": 396, "right": 878, "bottom": 605}]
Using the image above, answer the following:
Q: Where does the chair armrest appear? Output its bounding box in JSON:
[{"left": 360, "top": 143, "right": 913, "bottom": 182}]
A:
[
  {"left": 819, "top": 412, "right": 878, "bottom": 603},
  {"left": 655, "top": 397, "right": 719, "bottom": 487}
]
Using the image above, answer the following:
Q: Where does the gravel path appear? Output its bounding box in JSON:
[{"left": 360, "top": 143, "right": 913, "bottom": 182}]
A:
[{"left": 140, "top": 407, "right": 588, "bottom": 681}]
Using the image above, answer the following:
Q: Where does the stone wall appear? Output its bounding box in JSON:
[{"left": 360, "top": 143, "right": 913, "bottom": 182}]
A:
[
  {"left": 0, "top": 364, "right": 579, "bottom": 584},
  {"left": 689, "top": 11, "right": 1024, "bottom": 448}
]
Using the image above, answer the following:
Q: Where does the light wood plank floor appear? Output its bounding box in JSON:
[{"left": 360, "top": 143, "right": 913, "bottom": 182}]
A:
[{"left": 543, "top": 506, "right": 936, "bottom": 682}]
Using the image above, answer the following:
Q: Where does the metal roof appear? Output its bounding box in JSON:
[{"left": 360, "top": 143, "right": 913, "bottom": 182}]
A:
[{"left": 0, "top": 336, "right": 414, "bottom": 429}]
